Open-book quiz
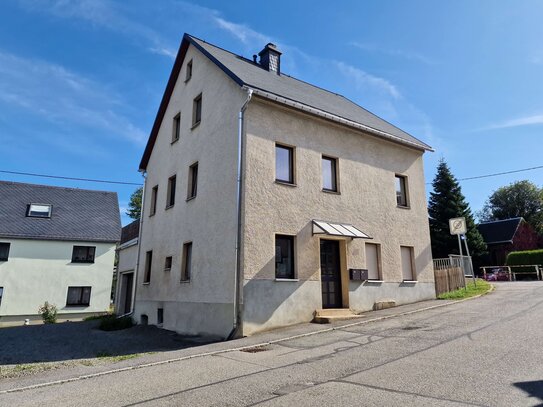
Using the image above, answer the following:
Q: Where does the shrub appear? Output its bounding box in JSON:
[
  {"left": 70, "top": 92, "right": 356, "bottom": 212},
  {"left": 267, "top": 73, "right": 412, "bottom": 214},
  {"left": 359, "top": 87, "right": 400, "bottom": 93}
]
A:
[
  {"left": 99, "top": 315, "right": 134, "bottom": 331},
  {"left": 506, "top": 249, "right": 543, "bottom": 266},
  {"left": 38, "top": 302, "right": 58, "bottom": 324}
]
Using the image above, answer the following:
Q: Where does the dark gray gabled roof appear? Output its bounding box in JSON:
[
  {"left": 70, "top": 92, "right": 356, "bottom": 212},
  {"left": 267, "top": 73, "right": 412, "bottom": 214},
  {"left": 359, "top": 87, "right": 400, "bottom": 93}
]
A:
[
  {"left": 0, "top": 181, "right": 121, "bottom": 243},
  {"left": 477, "top": 217, "right": 523, "bottom": 245},
  {"left": 140, "top": 33, "right": 432, "bottom": 170},
  {"left": 120, "top": 219, "right": 140, "bottom": 244}
]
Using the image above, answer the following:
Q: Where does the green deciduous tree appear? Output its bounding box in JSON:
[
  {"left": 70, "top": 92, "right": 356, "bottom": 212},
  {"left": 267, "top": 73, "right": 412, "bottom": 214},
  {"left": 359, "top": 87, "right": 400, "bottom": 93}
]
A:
[
  {"left": 428, "top": 159, "right": 487, "bottom": 259},
  {"left": 479, "top": 180, "right": 543, "bottom": 235},
  {"left": 126, "top": 187, "right": 143, "bottom": 220}
]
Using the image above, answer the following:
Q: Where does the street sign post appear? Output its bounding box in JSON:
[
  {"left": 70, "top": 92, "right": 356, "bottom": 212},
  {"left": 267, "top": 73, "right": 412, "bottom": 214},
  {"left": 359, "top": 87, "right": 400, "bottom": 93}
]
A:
[{"left": 448, "top": 217, "right": 475, "bottom": 286}]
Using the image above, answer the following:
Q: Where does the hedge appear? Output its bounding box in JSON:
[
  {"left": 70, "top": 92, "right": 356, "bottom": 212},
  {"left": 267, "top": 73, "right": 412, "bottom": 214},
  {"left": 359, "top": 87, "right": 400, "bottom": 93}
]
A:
[{"left": 506, "top": 249, "right": 543, "bottom": 267}]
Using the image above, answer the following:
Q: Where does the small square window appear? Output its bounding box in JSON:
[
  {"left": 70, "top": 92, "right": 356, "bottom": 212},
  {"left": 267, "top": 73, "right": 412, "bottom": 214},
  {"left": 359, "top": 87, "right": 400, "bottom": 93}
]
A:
[
  {"left": 150, "top": 185, "right": 158, "bottom": 216},
  {"left": 322, "top": 156, "right": 338, "bottom": 192},
  {"left": 396, "top": 175, "right": 409, "bottom": 207},
  {"left": 66, "top": 286, "right": 91, "bottom": 306},
  {"left": 167, "top": 175, "right": 176, "bottom": 208},
  {"left": 181, "top": 242, "right": 192, "bottom": 282},
  {"left": 275, "top": 144, "right": 294, "bottom": 184},
  {"left": 71, "top": 246, "right": 96, "bottom": 263},
  {"left": 185, "top": 60, "right": 193, "bottom": 82},
  {"left": 144, "top": 250, "right": 153, "bottom": 284},
  {"left": 275, "top": 235, "right": 295, "bottom": 279},
  {"left": 0, "top": 243, "right": 10, "bottom": 261},
  {"left": 187, "top": 162, "right": 198, "bottom": 200},
  {"left": 164, "top": 256, "right": 172, "bottom": 271},
  {"left": 172, "top": 113, "right": 181, "bottom": 143},
  {"left": 192, "top": 93, "right": 202, "bottom": 127},
  {"left": 27, "top": 204, "right": 52, "bottom": 218}
]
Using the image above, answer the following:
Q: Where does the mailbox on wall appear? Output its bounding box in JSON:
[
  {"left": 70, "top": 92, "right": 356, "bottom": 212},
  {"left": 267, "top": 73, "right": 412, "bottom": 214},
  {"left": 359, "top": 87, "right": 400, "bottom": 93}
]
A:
[{"left": 349, "top": 268, "right": 368, "bottom": 281}]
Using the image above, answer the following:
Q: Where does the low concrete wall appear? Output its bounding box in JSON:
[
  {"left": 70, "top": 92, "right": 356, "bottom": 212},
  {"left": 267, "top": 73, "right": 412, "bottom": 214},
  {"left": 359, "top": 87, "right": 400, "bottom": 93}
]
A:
[
  {"left": 134, "top": 300, "right": 234, "bottom": 339},
  {"left": 348, "top": 281, "right": 436, "bottom": 311},
  {"left": 243, "top": 279, "right": 321, "bottom": 336}
]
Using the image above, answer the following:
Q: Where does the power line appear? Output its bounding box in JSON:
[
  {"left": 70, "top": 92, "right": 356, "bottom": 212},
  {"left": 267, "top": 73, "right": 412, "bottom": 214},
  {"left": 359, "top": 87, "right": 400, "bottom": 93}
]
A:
[
  {"left": 0, "top": 170, "right": 142, "bottom": 186},
  {"left": 427, "top": 165, "right": 543, "bottom": 185}
]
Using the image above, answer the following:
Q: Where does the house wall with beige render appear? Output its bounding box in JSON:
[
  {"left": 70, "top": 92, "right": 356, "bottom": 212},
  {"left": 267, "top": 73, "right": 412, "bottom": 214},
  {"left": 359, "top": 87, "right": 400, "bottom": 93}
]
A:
[
  {"left": 134, "top": 44, "right": 248, "bottom": 337},
  {"left": 241, "top": 98, "right": 434, "bottom": 335}
]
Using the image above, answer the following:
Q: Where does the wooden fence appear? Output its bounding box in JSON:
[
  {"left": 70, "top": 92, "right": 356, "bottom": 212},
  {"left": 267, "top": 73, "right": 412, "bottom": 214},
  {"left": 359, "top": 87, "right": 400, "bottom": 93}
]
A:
[{"left": 433, "top": 257, "right": 466, "bottom": 296}]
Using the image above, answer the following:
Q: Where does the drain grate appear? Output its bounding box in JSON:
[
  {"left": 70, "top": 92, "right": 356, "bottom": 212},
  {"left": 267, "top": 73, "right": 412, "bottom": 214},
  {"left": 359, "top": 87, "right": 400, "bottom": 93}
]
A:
[{"left": 240, "top": 345, "right": 270, "bottom": 353}]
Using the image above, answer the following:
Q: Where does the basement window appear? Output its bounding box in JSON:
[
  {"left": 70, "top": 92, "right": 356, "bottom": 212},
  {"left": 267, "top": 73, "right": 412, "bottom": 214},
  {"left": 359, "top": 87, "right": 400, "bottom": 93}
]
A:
[
  {"left": 66, "top": 286, "right": 91, "bottom": 306},
  {"left": 27, "top": 204, "right": 52, "bottom": 218}
]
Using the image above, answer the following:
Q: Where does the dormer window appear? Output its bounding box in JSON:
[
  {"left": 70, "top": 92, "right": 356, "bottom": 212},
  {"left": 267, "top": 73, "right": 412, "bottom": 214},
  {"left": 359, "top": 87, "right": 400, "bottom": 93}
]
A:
[{"left": 27, "top": 204, "right": 52, "bottom": 218}]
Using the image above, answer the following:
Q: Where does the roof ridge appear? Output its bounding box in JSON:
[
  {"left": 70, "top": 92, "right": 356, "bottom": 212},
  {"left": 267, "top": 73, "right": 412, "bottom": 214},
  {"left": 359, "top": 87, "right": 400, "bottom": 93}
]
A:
[
  {"left": 479, "top": 217, "right": 523, "bottom": 225},
  {"left": 0, "top": 180, "right": 118, "bottom": 195}
]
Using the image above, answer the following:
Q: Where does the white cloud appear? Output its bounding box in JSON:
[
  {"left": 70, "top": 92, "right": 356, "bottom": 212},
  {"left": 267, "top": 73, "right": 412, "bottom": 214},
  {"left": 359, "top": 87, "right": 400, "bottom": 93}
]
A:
[
  {"left": 482, "top": 114, "right": 543, "bottom": 130},
  {"left": 17, "top": 0, "right": 175, "bottom": 58},
  {"left": 0, "top": 51, "right": 146, "bottom": 144},
  {"left": 213, "top": 17, "right": 271, "bottom": 46},
  {"left": 334, "top": 61, "right": 401, "bottom": 100},
  {"left": 350, "top": 41, "right": 437, "bottom": 65}
]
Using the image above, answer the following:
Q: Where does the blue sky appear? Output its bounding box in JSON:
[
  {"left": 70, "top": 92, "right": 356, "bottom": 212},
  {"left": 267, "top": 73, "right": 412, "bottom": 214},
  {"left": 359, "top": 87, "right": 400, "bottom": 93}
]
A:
[{"left": 1, "top": 0, "right": 542, "bottom": 225}]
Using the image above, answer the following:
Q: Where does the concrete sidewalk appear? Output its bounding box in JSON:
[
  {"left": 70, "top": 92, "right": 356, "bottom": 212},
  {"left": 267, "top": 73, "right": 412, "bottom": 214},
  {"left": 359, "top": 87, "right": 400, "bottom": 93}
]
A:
[{"left": 0, "top": 297, "right": 464, "bottom": 393}]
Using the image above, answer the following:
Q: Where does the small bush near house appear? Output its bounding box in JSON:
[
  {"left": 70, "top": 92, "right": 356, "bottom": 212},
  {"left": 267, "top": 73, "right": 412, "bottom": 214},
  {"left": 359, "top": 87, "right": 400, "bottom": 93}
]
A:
[
  {"left": 38, "top": 302, "right": 58, "bottom": 324},
  {"left": 99, "top": 315, "right": 134, "bottom": 331}
]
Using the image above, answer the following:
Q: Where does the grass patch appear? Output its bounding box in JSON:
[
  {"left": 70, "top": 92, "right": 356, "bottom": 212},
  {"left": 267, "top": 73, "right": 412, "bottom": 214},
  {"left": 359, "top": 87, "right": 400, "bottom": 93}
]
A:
[
  {"left": 96, "top": 352, "right": 141, "bottom": 362},
  {"left": 437, "top": 279, "right": 492, "bottom": 300}
]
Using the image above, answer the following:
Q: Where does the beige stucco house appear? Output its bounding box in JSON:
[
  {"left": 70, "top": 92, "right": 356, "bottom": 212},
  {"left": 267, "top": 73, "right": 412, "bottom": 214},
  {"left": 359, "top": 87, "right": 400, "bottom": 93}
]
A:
[
  {"left": 0, "top": 181, "right": 120, "bottom": 326},
  {"left": 133, "top": 33, "right": 434, "bottom": 338}
]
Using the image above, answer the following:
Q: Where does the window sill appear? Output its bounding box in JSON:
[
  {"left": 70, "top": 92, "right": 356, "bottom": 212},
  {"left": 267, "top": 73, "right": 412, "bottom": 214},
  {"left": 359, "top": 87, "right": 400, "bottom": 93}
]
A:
[
  {"left": 275, "top": 278, "right": 299, "bottom": 282},
  {"left": 186, "top": 196, "right": 196, "bottom": 202},
  {"left": 149, "top": 213, "right": 156, "bottom": 218},
  {"left": 165, "top": 204, "right": 174, "bottom": 210},
  {"left": 275, "top": 180, "right": 297, "bottom": 187},
  {"left": 65, "top": 304, "right": 90, "bottom": 308},
  {"left": 71, "top": 261, "right": 95, "bottom": 264},
  {"left": 402, "top": 280, "right": 418, "bottom": 284},
  {"left": 171, "top": 138, "right": 179, "bottom": 145},
  {"left": 180, "top": 280, "right": 190, "bottom": 284},
  {"left": 142, "top": 282, "right": 150, "bottom": 285},
  {"left": 191, "top": 121, "right": 201, "bottom": 130},
  {"left": 184, "top": 77, "right": 191, "bottom": 83},
  {"left": 365, "top": 280, "right": 384, "bottom": 283},
  {"left": 322, "top": 189, "right": 340, "bottom": 195},
  {"left": 397, "top": 205, "right": 411, "bottom": 210},
  {"left": 164, "top": 268, "right": 171, "bottom": 272}
]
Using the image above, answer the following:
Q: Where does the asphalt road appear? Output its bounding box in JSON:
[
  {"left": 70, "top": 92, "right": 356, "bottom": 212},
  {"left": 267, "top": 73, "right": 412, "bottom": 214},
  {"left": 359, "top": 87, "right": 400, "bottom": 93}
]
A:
[{"left": 2, "top": 282, "right": 543, "bottom": 406}]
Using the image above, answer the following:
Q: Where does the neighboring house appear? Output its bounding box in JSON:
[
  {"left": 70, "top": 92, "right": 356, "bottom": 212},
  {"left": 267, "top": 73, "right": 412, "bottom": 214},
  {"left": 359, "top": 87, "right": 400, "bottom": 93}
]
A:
[
  {"left": 114, "top": 219, "right": 139, "bottom": 315},
  {"left": 133, "top": 33, "right": 434, "bottom": 338},
  {"left": 478, "top": 217, "right": 539, "bottom": 265},
  {"left": 0, "top": 181, "right": 120, "bottom": 325}
]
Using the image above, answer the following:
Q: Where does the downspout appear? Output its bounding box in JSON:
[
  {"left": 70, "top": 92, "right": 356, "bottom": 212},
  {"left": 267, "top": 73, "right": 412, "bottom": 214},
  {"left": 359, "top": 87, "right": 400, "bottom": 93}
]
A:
[
  {"left": 228, "top": 87, "right": 253, "bottom": 340},
  {"left": 123, "top": 170, "right": 147, "bottom": 319}
]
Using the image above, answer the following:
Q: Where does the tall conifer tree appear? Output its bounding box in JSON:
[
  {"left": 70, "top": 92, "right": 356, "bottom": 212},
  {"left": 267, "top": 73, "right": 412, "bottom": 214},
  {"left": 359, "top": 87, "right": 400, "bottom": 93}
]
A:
[{"left": 428, "top": 159, "right": 486, "bottom": 259}]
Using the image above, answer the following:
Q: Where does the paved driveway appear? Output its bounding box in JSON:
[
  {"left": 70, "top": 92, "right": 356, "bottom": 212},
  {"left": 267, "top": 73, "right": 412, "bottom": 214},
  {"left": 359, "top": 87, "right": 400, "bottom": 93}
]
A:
[{"left": 2, "top": 282, "right": 543, "bottom": 406}]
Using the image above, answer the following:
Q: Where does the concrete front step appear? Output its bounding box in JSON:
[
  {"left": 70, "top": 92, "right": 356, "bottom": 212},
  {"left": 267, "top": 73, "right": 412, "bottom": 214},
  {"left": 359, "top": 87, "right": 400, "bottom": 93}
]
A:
[{"left": 313, "top": 308, "right": 362, "bottom": 324}]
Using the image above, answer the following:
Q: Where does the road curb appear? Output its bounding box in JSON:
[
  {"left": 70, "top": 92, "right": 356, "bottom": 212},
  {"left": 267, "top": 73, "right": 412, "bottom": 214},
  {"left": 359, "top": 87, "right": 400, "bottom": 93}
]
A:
[{"left": 0, "top": 285, "right": 494, "bottom": 395}]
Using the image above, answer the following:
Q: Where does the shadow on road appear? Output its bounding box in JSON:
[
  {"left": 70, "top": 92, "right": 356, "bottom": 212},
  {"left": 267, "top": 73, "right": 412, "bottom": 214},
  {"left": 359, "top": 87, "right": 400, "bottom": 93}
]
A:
[
  {"left": 514, "top": 381, "right": 543, "bottom": 407},
  {"left": 0, "top": 320, "right": 219, "bottom": 365}
]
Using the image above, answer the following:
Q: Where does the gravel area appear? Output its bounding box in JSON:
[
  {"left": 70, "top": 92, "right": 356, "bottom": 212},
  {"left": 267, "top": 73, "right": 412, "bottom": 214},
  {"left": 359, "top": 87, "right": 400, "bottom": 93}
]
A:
[{"left": 0, "top": 319, "right": 218, "bottom": 378}]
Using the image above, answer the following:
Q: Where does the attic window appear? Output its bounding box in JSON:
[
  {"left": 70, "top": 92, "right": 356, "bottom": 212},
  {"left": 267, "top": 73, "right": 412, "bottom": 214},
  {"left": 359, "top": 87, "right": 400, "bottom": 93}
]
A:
[
  {"left": 27, "top": 204, "right": 52, "bottom": 218},
  {"left": 185, "top": 59, "right": 193, "bottom": 82}
]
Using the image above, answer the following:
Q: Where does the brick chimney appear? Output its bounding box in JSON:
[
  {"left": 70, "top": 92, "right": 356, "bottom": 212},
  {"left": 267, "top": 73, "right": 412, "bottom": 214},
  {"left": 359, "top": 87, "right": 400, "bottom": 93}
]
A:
[{"left": 258, "top": 43, "right": 282, "bottom": 75}]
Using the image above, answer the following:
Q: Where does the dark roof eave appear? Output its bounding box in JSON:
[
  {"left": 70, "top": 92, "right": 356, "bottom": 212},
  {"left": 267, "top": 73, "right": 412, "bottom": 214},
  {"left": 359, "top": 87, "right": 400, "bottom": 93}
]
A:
[{"left": 0, "top": 234, "right": 119, "bottom": 243}]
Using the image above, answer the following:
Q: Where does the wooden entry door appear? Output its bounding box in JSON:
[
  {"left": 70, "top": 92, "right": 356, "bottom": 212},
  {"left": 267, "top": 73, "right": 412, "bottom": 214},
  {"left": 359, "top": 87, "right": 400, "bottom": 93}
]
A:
[{"left": 320, "top": 240, "right": 342, "bottom": 308}]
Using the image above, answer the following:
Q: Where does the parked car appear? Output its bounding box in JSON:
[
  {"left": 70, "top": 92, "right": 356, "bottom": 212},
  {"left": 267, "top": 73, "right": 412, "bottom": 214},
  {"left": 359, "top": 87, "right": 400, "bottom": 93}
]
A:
[{"left": 484, "top": 268, "right": 509, "bottom": 281}]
